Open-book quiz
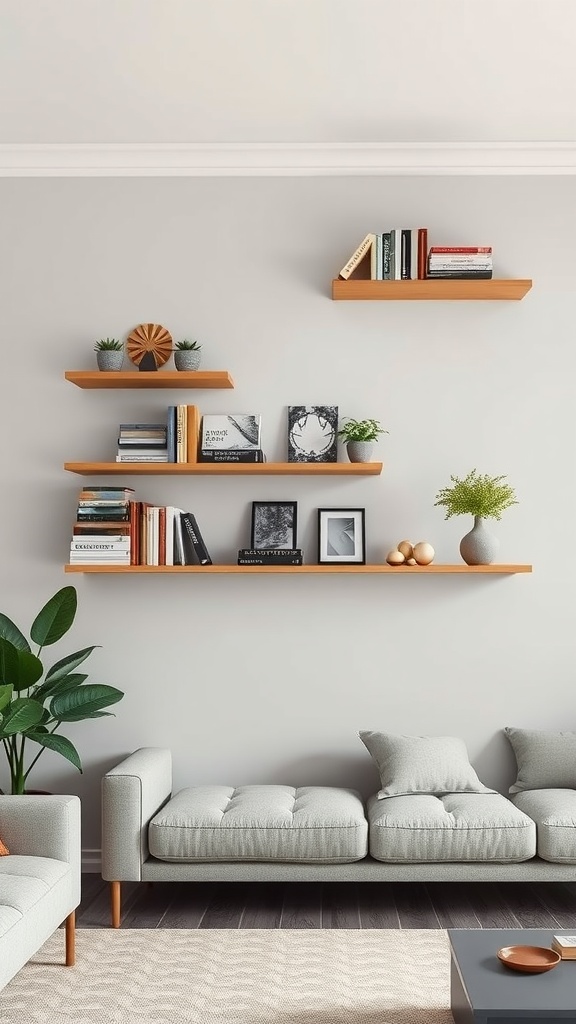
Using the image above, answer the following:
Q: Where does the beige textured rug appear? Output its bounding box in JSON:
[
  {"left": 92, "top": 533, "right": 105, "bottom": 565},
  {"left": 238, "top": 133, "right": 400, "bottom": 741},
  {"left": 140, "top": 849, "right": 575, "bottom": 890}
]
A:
[{"left": 0, "top": 929, "right": 453, "bottom": 1024}]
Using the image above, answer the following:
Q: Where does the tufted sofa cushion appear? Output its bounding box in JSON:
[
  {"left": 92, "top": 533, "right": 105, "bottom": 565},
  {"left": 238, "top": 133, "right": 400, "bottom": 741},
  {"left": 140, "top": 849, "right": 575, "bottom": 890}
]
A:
[
  {"left": 148, "top": 785, "right": 368, "bottom": 863},
  {"left": 367, "top": 792, "right": 536, "bottom": 863},
  {"left": 512, "top": 789, "right": 576, "bottom": 863}
]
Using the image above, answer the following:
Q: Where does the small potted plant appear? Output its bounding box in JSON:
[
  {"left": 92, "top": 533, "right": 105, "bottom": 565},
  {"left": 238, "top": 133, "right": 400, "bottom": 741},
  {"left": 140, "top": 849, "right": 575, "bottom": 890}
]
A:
[
  {"left": 337, "top": 418, "right": 388, "bottom": 463},
  {"left": 174, "top": 339, "right": 202, "bottom": 371},
  {"left": 94, "top": 338, "right": 124, "bottom": 371},
  {"left": 434, "top": 468, "right": 518, "bottom": 565}
]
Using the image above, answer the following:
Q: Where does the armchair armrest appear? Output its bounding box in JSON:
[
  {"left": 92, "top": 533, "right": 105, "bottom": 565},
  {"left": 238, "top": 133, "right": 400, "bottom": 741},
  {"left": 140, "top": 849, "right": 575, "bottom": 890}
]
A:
[
  {"left": 101, "top": 747, "right": 172, "bottom": 881},
  {"left": 0, "top": 795, "right": 81, "bottom": 875}
]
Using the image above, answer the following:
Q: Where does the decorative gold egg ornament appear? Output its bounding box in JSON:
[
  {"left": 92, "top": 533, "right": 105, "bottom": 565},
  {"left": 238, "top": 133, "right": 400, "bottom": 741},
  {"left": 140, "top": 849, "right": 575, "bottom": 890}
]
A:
[{"left": 127, "top": 323, "right": 173, "bottom": 368}]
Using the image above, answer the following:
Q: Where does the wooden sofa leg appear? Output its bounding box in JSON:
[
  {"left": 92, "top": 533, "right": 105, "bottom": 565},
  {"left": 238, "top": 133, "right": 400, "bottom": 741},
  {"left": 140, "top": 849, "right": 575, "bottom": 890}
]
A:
[
  {"left": 111, "top": 881, "right": 121, "bottom": 928},
  {"left": 65, "top": 911, "right": 76, "bottom": 966}
]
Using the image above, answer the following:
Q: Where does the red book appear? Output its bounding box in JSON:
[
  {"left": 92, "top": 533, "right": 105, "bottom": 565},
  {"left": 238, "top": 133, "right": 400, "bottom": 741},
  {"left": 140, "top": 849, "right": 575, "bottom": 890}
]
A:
[
  {"left": 429, "top": 246, "right": 492, "bottom": 253},
  {"left": 417, "top": 228, "right": 428, "bottom": 279}
]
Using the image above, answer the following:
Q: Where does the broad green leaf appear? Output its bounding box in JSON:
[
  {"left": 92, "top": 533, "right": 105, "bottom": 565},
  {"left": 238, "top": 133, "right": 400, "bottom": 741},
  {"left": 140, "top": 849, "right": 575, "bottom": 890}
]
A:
[
  {"left": 30, "top": 587, "right": 77, "bottom": 647},
  {"left": 34, "top": 672, "right": 88, "bottom": 703},
  {"left": 0, "top": 642, "right": 43, "bottom": 691},
  {"left": 51, "top": 684, "right": 124, "bottom": 722},
  {"left": 25, "top": 731, "right": 82, "bottom": 772},
  {"left": 13, "top": 651, "right": 44, "bottom": 691},
  {"left": 0, "top": 698, "right": 45, "bottom": 735},
  {"left": 0, "top": 684, "right": 13, "bottom": 712},
  {"left": 0, "top": 638, "right": 19, "bottom": 686},
  {"left": 0, "top": 614, "right": 30, "bottom": 652},
  {"left": 44, "top": 647, "right": 98, "bottom": 683}
]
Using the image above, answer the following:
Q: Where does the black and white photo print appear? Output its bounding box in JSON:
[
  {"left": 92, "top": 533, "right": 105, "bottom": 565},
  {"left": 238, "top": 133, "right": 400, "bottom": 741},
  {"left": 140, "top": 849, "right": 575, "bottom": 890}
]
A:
[
  {"left": 287, "top": 406, "right": 338, "bottom": 462},
  {"left": 318, "top": 508, "right": 365, "bottom": 564},
  {"left": 251, "top": 501, "right": 298, "bottom": 549}
]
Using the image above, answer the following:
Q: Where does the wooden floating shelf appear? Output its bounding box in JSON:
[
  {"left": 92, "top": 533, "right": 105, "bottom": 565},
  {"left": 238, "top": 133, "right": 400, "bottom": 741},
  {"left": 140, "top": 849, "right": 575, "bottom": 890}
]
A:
[
  {"left": 331, "top": 279, "right": 532, "bottom": 301},
  {"left": 64, "top": 564, "right": 532, "bottom": 575},
  {"left": 64, "top": 370, "right": 235, "bottom": 389},
  {"left": 63, "top": 461, "right": 383, "bottom": 476}
]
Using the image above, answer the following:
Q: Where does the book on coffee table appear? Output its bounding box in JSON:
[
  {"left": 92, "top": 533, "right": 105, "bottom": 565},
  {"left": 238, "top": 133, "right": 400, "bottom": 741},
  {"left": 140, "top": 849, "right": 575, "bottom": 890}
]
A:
[{"left": 552, "top": 934, "right": 576, "bottom": 958}]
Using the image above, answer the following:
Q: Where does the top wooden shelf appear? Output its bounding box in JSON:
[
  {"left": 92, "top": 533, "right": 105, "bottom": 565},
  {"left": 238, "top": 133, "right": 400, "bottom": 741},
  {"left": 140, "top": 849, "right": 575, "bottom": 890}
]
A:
[
  {"left": 64, "top": 370, "right": 235, "bottom": 390},
  {"left": 331, "top": 279, "right": 532, "bottom": 301}
]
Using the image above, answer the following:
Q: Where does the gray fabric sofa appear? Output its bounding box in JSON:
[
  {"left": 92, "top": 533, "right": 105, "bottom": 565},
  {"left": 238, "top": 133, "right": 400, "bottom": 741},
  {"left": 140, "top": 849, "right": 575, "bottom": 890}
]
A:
[
  {"left": 0, "top": 795, "right": 81, "bottom": 991},
  {"left": 102, "top": 747, "right": 576, "bottom": 927}
]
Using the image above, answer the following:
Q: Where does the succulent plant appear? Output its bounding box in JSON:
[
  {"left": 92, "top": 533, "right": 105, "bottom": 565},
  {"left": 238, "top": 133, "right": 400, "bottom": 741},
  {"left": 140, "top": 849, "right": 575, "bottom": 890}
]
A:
[
  {"left": 175, "top": 339, "right": 202, "bottom": 351},
  {"left": 94, "top": 338, "right": 123, "bottom": 351}
]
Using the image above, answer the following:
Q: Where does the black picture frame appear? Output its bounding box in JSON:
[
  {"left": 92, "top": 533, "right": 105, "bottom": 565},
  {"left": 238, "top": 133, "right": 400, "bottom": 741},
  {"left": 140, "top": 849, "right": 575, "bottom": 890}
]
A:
[
  {"left": 317, "top": 508, "right": 366, "bottom": 564},
  {"left": 287, "top": 405, "right": 338, "bottom": 463},
  {"left": 251, "top": 501, "right": 298, "bottom": 550}
]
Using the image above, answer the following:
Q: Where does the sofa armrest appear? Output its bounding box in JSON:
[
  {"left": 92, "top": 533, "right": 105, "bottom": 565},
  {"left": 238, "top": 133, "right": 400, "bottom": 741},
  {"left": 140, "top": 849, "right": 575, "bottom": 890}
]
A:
[
  {"left": 0, "top": 794, "right": 81, "bottom": 875},
  {"left": 101, "top": 747, "right": 172, "bottom": 881}
]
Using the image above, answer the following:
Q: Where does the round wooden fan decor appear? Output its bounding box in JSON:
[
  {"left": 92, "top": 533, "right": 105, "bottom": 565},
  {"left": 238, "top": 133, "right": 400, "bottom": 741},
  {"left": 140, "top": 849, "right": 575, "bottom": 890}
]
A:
[{"left": 127, "top": 323, "right": 173, "bottom": 368}]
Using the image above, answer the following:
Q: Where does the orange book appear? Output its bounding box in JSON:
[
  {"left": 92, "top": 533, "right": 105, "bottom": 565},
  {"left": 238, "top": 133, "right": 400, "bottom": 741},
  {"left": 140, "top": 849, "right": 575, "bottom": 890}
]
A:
[{"left": 186, "top": 405, "right": 200, "bottom": 464}]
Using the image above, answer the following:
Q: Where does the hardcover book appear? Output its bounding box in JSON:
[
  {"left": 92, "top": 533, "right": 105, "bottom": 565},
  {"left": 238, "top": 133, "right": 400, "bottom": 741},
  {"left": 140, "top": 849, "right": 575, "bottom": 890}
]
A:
[
  {"left": 199, "top": 449, "right": 265, "bottom": 463},
  {"left": 238, "top": 556, "right": 303, "bottom": 565},
  {"left": 338, "top": 233, "right": 374, "bottom": 280},
  {"left": 551, "top": 935, "right": 576, "bottom": 959},
  {"left": 201, "top": 414, "right": 261, "bottom": 451},
  {"left": 180, "top": 511, "right": 212, "bottom": 565},
  {"left": 287, "top": 406, "right": 338, "bottom": 463}
]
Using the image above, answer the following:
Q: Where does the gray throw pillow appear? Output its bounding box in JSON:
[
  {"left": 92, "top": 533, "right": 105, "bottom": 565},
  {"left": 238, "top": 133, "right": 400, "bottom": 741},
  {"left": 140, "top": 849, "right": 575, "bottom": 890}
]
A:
[
  {"left": 504, "top": 727, "right": 576, "bottom": 793},
  {"left": 359, "top": 731, "right": 495, "bottom": 800}
]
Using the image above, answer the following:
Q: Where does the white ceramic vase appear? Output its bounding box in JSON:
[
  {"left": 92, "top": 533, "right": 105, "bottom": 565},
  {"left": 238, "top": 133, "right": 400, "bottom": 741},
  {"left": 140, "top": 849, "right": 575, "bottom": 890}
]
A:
[{"left": 459, "top": 515, "right": 500, "bottom": 565}]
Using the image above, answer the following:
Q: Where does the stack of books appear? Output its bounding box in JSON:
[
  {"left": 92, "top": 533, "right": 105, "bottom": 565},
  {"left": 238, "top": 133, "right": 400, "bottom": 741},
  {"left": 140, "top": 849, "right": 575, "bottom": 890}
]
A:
[
  {"left": 166, "top": 405, "right": 200, "bottom": 463},
  {"left": 426, "top": 246, "right": 493, "bottom": 280},
  {"left": 116, "top": 423, "right": 168, "bottom": 463},
  {"left": 137, "top": 505, "right": 212, "bottom": 566},
  {"left": 237, "top": 548, "right": 303, "bottom": 566},
  {"left": 199, "top": 413, "right": 265, "bottom": 463},
  {"left": 338, "top": 229, "right": 428, "bottom": 281},
  {"left": 69, "top": 486, "right": 134, "bottom": 565}
]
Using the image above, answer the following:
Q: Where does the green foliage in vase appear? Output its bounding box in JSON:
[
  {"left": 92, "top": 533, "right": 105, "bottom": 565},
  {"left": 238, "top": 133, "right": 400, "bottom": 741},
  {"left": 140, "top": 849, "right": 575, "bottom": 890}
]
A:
[
  {"left": 337, "top": 418, "right": 388, "bottom": 443},
  {"left": 175, "top": 339, "right": 202, "bottom": 351},
  {"left": 0, "top": 586, "right": 124, "bottom": 794},
  {"left": 94, "top": 338, "right": 123, "bottom": 351},
  {"left": 434, "top": 469, "right": 518, "bottom": 520}
]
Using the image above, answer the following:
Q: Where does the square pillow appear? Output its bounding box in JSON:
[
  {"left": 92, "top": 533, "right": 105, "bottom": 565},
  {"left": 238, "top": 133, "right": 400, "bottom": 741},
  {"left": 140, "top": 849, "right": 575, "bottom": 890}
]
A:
[
  {"left": 359, "top": 731, "right": 495, "bottom": 800},
  {"left": 504, "top": 727, "right": 576, "bottom": 793},
  {"left": 0, "top": 837, "right": 9, "bottom": 856}
]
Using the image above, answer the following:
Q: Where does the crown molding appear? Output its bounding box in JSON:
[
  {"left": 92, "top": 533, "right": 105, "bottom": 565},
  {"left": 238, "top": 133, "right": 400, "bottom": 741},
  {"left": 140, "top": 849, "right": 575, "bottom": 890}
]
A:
[{"left": 1, "top": 142, "right": 576, "bottom": 176}]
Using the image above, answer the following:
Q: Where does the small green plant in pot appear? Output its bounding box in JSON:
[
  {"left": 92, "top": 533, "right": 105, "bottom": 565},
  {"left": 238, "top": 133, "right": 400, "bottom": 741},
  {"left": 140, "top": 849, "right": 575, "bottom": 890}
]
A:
[
  {"left": 434, "top": 468, "right": 518, "bottom": 565},
  {"left": 94, "top": 338, "right": 124, "bottom": 371},
  {"left": 338, "top": 418, "right": 388, "bottom": 463},
  {"left": 0, "top": 585, "right": 124, "bottom": 794},
  {"left": 174, "top": 339, "right": 202, "bottom": 371}
]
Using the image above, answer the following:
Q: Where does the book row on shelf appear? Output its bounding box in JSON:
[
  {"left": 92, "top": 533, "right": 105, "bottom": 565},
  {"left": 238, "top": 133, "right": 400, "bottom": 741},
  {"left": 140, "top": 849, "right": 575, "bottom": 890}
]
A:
[
  {"left": 338, "top": 230, "right": 494, "bottom": 281},
  {"left": 97, "top": 406, "right": 354, "bottom": 465},
  {"left": 70, "top": 486, "right": 304, "bottom": 567}
]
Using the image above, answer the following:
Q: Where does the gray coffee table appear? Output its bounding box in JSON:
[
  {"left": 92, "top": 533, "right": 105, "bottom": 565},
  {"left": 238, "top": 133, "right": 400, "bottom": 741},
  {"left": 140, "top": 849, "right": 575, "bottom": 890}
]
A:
[{"left": 449, "top": 929, "right": 576, "bottom": 1022}]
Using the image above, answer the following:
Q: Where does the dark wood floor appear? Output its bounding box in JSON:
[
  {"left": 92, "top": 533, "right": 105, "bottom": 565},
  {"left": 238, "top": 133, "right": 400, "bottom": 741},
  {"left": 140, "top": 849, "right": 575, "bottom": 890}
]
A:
[{"left": 77, "top": 876, "right": 576, "bottom": 930}]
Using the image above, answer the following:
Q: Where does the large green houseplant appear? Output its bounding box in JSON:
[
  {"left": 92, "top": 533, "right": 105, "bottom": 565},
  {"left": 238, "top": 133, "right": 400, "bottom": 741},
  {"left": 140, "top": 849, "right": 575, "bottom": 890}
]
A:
[{"left": 0, "top": 585, "right": 124, "bottom": 794}]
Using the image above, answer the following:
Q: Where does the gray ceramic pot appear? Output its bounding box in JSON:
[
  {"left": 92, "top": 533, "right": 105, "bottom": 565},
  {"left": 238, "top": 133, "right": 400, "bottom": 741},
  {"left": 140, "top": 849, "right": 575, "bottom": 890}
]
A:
[
  {"left": 174, "top": 350, "right": 201, "bottom": 371},
  {"left": 96, "top": 351, "right": 123, "bottom": 371},
  {"left": 346, "top": 440, "right": 374, "bottom": 463},
  {"left": 459, "top": 515, "right": 500, "bottom": 565}
]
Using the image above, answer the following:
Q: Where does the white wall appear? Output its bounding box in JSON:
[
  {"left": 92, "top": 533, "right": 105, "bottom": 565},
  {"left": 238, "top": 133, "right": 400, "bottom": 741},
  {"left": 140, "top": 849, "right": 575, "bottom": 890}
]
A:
[
  {"left": 1, "top": 0, "right": 576, "bottom": 144},
  {"left": 0, "top": 173, "right": 574, "bottom": 856}
]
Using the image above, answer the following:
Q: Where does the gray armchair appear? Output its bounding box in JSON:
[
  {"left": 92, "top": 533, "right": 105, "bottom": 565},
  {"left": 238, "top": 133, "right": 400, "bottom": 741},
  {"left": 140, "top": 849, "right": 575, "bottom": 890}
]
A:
[{"left": 0, "top": 795, "right": 81, "bottom": 991}]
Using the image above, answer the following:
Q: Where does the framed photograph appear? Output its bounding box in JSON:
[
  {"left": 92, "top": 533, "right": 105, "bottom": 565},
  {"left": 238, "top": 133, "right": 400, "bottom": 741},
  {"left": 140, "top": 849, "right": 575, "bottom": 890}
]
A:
[
  {"left": 251, "top": 501, "right": 298, "bottom": 550},
  {"left": 287, "top": 405, "right": 338, "bottom": 462},
  {"left": 317, "top": 508, "right": 365, "bottom": 564}
]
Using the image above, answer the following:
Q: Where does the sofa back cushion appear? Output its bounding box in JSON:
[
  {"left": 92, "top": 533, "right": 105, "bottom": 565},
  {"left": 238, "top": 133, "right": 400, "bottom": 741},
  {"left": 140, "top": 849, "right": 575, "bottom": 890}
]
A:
[
  {"left": 505, "top": 727, "right": 576, "bottom": 793},
  {"left": 359, "top": 731, "right": 495, "bottom": 800}
]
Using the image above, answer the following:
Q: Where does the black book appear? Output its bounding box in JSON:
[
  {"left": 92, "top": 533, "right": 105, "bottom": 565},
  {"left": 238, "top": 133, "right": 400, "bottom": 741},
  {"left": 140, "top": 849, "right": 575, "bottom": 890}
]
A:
[
  {"left": 401, "top": 229, "right": 411, "bottom": 280},
  {"left": 238, "top": 555, "right": 303, "bottom": 565},
  {"left": 180, "top": 511, "right": 212, "bottom": 565},
  {"left": 199, "top": 449, "right": 265, "bottom": 463},
  {"left": 238, "top": 548, "right": 302, "bottom": 558}
]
